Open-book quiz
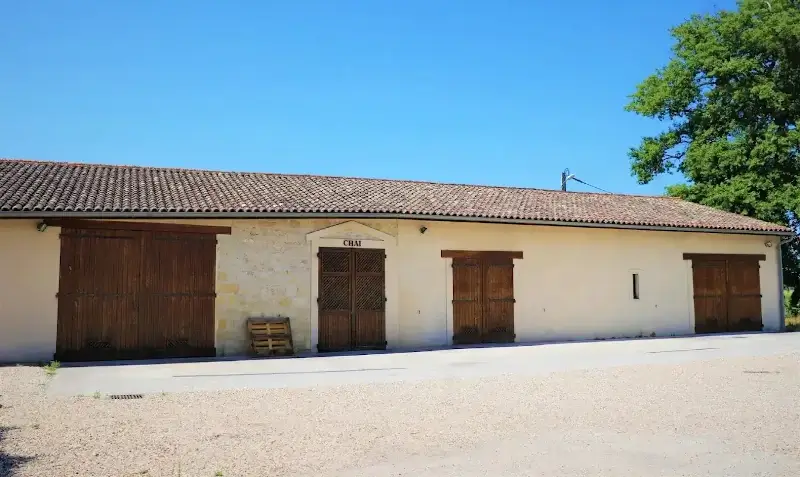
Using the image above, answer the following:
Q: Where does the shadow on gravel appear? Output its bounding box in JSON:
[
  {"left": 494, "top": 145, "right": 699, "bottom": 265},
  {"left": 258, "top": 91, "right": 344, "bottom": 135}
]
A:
[{"left": 0, "top": 426, "right": 35, "bottom": 477}]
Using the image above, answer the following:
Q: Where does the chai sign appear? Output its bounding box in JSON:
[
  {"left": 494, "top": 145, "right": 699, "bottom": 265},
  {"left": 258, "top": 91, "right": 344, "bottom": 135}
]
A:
[{"left": 342, "top": 239, "right": 362, "bottom": 247}]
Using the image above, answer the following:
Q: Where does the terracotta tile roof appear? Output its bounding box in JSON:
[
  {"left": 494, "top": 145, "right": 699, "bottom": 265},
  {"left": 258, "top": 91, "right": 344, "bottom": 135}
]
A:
[{"left": 0, "top": 159, "right": 791, "bottom": 234}]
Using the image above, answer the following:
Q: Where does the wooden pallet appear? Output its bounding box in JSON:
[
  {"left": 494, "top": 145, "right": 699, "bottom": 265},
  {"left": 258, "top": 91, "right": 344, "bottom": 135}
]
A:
[{"left": 248, "top": 317, "right": 294, "bottom": 356}]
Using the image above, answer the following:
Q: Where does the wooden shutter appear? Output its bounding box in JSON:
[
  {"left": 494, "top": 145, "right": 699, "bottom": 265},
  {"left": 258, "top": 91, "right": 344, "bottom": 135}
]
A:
[
  {"left": 140, "top": 232, "right": 217, "bottom": 355},
  {"left": 452, "top": 257, "right": 483, "bottom": 344},
  {"left": 318, "top": 248, "right": 353, "bottom": 352},
  {"left": 691, "top": 259, "right": 728, "bottom": 333},
  {"left": 56, "top": 228, "right": 141, "bottom": 359},
  {"left": 353, "top": 249, "right": 386, "bottom": 349},
  {"left": 483, "top": 256, "right": 515, "bottom": 343},
  {"left": 726, "top": 259, "right": 762, "bottom": 331}
]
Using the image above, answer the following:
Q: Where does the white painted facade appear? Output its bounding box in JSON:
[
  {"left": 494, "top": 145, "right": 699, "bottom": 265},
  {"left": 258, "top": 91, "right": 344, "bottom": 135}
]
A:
[
  {"left": 0, "top": 220, "right": 61, "bottom": 362},
  {"left": 0, "top": 218, "right": 783, "bottom": 362}
]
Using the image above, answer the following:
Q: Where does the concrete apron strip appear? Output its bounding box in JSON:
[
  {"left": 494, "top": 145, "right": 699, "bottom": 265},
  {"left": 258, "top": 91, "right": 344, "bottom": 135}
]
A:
[
  {"left": 172, "top": 367, "right": 408, "bottom": 378},
  {"left": 46, "top": 334, "right": 800, "bottom": 396}
]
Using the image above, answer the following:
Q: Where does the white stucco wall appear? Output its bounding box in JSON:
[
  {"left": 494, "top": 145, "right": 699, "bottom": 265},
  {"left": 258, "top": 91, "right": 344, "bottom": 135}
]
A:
[
  {"left": 394, "top": 220, "right": 781, "bottom": 347},
  {"left": 0, "top": 220, "right": 61, "bottom": 362},
  {"left": 0, "top": 217, "right": 783, "bottom": 362}
]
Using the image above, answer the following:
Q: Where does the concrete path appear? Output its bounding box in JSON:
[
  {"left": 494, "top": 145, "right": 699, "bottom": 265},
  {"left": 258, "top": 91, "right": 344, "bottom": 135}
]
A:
[{"left": 48, "top": 332, "right": 800, "bottom": 396}]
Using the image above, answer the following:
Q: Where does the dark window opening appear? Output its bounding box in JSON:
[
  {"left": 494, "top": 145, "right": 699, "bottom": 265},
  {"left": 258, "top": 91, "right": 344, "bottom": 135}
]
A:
[{"left": 632, "top": 273, "right": 640, "bottom": 300}]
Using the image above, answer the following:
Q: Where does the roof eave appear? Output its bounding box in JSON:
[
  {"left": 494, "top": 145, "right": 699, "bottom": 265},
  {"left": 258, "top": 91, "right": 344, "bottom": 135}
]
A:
[{"left": 0, "top": 210, "right": 792, "bottom": 236}]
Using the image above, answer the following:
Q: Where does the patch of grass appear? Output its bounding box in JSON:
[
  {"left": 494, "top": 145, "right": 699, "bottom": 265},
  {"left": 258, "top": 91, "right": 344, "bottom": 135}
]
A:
[
  {"left": 214, "top": 472, "right": 224, "bottom": 477},
  {"left": 42, "top": 360, "right": 60, "bottom": 376},
  {"left": 786, "top": 316, "right": 800, "bottom": 332}
]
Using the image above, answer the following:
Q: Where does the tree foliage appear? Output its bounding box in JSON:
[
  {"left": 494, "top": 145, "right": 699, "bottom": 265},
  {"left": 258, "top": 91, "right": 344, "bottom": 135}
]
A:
[{"left": 627, "top": 0, "right": 800, "bottom": 303}]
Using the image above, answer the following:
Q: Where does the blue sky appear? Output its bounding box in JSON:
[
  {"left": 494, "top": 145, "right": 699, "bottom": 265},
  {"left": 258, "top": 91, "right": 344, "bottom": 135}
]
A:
[{"left": 1, "top": 0, "right": 733, "bottom": 195}]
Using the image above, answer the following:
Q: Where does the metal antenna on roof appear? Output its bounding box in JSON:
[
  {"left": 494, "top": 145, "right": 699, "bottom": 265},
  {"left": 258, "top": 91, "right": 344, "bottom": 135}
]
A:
[
  {"left": 560, "top": 168, "right": 575, "bottom": 191},
  {"left": 560, "top": 168, "right": 610, "bottom": 193}
]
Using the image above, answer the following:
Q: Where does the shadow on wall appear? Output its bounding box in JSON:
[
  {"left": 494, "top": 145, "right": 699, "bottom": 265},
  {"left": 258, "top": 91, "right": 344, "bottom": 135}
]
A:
[{"left": 0, "top": 426, "right": 35, "bottom": 476}]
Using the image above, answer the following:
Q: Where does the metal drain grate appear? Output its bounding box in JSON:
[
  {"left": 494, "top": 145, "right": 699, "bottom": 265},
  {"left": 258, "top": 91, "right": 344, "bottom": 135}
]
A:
[{"left": 108, "top": 394, "right": 143, "bottom": 400}]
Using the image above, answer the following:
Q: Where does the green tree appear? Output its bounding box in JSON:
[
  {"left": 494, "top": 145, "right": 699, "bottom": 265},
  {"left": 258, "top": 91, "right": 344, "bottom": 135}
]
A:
[{"left": 626, "top": 0, "right": 800, "bottom": 308}]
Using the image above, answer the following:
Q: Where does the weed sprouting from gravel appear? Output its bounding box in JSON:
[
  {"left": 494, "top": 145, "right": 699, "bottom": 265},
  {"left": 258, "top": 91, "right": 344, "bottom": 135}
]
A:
[{"left": 43, "top": 361, "right": 60, "bottom": 376}]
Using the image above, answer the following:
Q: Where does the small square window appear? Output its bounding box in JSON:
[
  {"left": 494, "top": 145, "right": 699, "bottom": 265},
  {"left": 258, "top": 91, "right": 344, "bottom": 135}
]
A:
[{"left": 632, "top": 273, "right": 640, "bottom": 300}]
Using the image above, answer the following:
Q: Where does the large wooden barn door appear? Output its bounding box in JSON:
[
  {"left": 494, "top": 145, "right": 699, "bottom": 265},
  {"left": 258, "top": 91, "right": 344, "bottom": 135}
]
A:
[
  {"left": 726, "top": 258, "right": 763, "bottom": 332},
  {"left": 55, "top": 220, "right": 224, "bottom": 361},
  {"left": 686, "top": 253, "right": 763, "bottom": 334},
  {"left": 57, "top": 228, "right": 142, "bottom": 358},
  {"left": 483, "top": 255, "right": 515, "bottom": 342},
  {"left": 318, "top": 247, "right": 386, "bottom": 352},
  {"left": 139, "top": 232, "right": 217, "bottom": 357},
  {"left": 691, "top": 258, "right": 728, "bottom": 333},
  {"left": 446, "top": 251, "right": 521, "bottom": 345},
  {"left": 452, "top": 256, "right": 483, "bottom": 343}
]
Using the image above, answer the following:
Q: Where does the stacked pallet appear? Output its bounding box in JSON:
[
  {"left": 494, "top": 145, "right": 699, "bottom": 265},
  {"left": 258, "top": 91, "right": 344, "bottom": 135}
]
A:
[{"left": 248, "top": 317, "right": 294, "bottom": 357}]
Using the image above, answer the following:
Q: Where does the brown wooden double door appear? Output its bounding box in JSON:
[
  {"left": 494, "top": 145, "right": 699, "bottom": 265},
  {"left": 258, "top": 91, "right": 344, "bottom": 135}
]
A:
[
  {"left": 688, "top": 253, "right": 764, "bottom": 333},
  {"left": 318, "top": 247, "right": 386, "bottom": 352},
  {"left": 56, "top": 227, "right": 217, "bottom": 361},
  {"left": 450, "top": 252, "right": 517, "bottom": 344}
]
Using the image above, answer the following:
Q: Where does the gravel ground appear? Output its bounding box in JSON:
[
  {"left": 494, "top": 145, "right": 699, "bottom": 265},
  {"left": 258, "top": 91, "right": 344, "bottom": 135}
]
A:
[{"left": 1, "top": 353, "right": 799, "bottom": 477}]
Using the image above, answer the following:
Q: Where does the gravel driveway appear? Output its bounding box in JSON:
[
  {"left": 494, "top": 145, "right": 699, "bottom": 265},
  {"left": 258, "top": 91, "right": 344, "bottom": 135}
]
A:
[{"left": 1, "top": 352, "right": 799, "bottom": 476}]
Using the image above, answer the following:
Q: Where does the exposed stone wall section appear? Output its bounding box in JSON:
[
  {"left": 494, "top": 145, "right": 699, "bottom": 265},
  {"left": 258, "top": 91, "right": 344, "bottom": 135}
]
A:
[{"left": 214, "top": 219, "right": 397, "bottom": 356}]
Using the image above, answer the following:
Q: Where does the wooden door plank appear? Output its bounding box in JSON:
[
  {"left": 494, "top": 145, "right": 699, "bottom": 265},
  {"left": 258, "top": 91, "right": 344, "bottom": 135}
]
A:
[
  {"left": 442, "top": 250, "right": 523, "bottom": 260},
  {"left": 683, "top": 253, "right": 765, "bottom": 262},
  {"left": 46, "top": 219, "right": 231, "bottom": 235}
]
